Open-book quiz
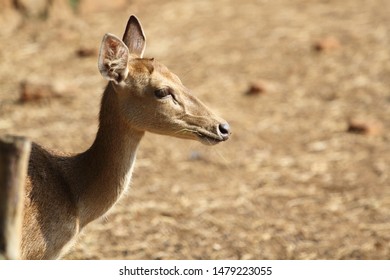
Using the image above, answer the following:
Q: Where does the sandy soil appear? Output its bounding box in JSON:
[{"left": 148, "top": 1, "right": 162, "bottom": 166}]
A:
[{"left": 1, "top": 0, "right": 390, "bottom": 259}]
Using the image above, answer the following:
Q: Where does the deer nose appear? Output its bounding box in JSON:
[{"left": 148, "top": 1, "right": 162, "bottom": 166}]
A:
[{"left": 218, "top": 123, "right": 231, "bottom": 140}]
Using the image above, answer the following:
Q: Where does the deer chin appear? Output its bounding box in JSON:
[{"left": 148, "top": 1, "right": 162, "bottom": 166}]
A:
[{"left": 196, "top": 132, "right": 224, "bottom": 146}]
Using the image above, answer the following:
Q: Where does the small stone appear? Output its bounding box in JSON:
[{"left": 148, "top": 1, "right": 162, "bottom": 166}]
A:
[
  {"left": 313, "top": 36, "right": 341, "bottom": 52},
  {"left": 189, "top": 151, "right": 203, "bottom": 161},
  {"left": 307, "top": 141, "right": 327, "bottom": 152},
  {"left": 78, "top": 0, "right": 127, "bottom": 15},
  {"left": 14, "top": 0, "right": 49, "bottom": 18},
  {"left": 76, "top": 47, "right": 97, "bottom": 58},
  {"left": 347, "top": 117, "right": 383, "bottom": 137},
  {"left": 246, "top": 80, "right": 269, "bottom": 96},
  {"left": 212, "top": 243, "right": 222, "bottom": 251},
  {"left": 0, "top": 0, "right": 23, "bottom": 34},
  {"left": 19, "top": 80, "right": 61, "bottom": 103}
]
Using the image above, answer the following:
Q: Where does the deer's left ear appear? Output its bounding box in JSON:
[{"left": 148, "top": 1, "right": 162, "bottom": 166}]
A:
[
  {"left": 122, "top": 15, "right": 146, "bottom": 58},
  {"left": 98, "top": 33, "right": 129, "bottom": 84}
]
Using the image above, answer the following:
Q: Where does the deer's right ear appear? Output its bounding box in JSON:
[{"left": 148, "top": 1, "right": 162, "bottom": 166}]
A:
[{"left": 98, "top": 33, "right": 129, "bottom": 84}]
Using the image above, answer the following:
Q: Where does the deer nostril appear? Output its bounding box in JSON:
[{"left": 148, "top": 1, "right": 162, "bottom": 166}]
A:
[{"left": 218, "top": 123, "right": 231, "bottom": 138}]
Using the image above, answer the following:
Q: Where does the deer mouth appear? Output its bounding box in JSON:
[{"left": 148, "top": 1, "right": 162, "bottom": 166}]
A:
[{"left": 196, "top": 131, "right": 224, "bottom": 145}]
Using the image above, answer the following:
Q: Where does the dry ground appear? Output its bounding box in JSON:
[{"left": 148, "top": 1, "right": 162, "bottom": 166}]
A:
[{"left": 1, "top": 0, "right": 390, "bottom": 259}]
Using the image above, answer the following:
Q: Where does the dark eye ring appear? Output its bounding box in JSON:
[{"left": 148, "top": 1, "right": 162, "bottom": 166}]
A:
[{"left": 154, "top": 88, "right": 172, "bottom": 99}]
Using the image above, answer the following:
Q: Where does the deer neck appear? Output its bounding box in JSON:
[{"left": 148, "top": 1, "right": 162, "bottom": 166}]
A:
[{"left": 74, "top": 82, "right": 144, "bottom": 227}]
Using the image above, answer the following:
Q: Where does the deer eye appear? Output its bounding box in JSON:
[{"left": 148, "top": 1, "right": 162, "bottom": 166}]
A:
[{"left": 154, "top": 88, "right": 172, "bottom": 99}]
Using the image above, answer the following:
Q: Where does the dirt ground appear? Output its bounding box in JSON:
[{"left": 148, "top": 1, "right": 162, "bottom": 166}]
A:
[{"left": 1, "top": 0, "right": 390, "bottom": 259}]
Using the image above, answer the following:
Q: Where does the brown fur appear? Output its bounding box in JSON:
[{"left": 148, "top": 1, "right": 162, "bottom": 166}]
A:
[{"left": 20, "top": 15, "right": 230, "bottom": 259}]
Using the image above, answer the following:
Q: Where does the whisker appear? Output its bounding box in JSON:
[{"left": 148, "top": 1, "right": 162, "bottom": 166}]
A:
[
  {"left": 179, "top": 64, "right": 201, "bottom": 80},
  {"left": 174, "top": 128, "right": 197, "bottom": 135},
  {"left": 173, "top": 128, "right": 230, "bottom": 167},
  {"left": 212, "top": 146, "right": 230, "bottom": 166}
]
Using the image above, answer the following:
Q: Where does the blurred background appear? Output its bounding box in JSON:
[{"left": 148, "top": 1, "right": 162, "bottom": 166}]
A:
[{"left": 0, "top": 0, "right": 390, "bottom": 259}]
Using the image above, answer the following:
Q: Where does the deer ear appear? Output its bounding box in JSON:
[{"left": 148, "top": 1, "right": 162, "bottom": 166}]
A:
[
  {"left": 98, "top": 33, "right": 129, "bottom": 84},
  {"left": 122, "top": 15, "right": 146, "bottom": 58}
]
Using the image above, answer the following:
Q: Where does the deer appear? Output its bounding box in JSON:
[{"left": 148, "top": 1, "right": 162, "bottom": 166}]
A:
[{"left": 20, "top": 15, "right": 230, "bottom": 259}]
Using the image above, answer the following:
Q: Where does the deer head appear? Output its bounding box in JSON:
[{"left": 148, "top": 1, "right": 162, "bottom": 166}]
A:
[{"left": 98, "top": 15, "right": 230, "bottom": 145}]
